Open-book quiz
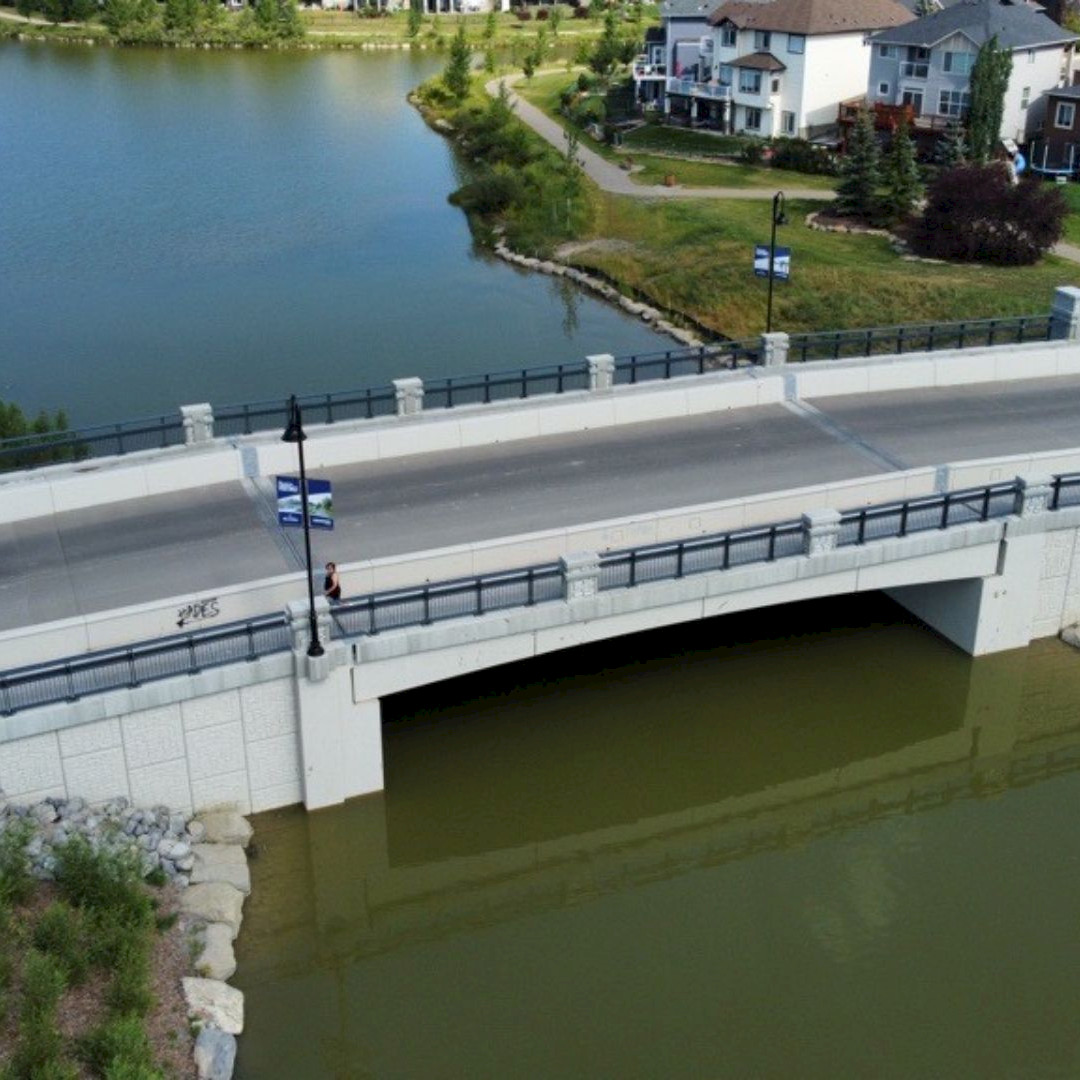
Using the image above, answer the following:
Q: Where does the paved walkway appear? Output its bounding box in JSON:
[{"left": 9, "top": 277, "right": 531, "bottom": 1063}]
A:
[{"left": 488, "top": 75, "right": 832, "bottom": 202}]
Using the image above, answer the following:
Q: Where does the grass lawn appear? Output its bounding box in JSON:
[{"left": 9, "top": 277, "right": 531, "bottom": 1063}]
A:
[
  {"left": 516, "top": 71, "right": 835, "bottom": 192},
  {"left": 1058, "top": 180, "right": 1080, "bottom": 245},
  {"left": 574, "top": 193, "right": 1080, "bottom": 337}
]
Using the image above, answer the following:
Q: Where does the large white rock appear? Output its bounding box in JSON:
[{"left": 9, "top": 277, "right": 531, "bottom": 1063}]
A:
[
  {"left": 179, "top": 882, "right": 245, "bottom": 939},
  {"left": 196, "top": 923, "right": 237, "bottom": 981},
  {"left": 183, "top": 978, "right": 244, "bottom": 1035},
  {"left": 191, "top": 844, "right": 251, "bottom": 895},
  {"left": 194, "top": 809, "right": 252, "bottom": 847},
  {"left": 194, "top": 1027, "right": 237, "bottom": 1080}
]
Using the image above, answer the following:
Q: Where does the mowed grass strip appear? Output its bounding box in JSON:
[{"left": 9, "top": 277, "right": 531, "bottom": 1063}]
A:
[{"left": 575, "top": 195, "right": 1080, "bottom": 337}]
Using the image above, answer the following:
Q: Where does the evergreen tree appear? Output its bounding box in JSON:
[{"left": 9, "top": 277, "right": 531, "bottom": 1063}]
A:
[
  {"left": 483, "top": 7, "right": 495, "bottom": 39},
  {"left": 836, "top": 108, "right": 881, "bottom": 218},
  {"left": 444, "top": 23, "right": 472, "bottom": 101},
  {"left": 548, "top": 3, "right": 561, "bottom": 35},
  {"left": 934, "top": 122, "right": 967, "bottom": 167},
  {"left": 164, "top": 0, "right": 199, "bottom": 33},
  {"left": 408, "top": 0, "right": 423, "bottom": 38},
  {"left": 483, "top": 45, "right": 496, "bottom": 73},
  {"left": 913, "top": 0, "right": 936, "bottom": 15},
  {"left": 968, "top": 35, "right": 1012, "bottom": 163},
  {"left": 882, "top": 118, "right": 923, "bottom": 221}
]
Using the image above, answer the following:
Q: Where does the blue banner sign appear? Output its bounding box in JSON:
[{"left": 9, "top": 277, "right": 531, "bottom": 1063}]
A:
[
  {"left": 754, "top": 245, "right": 791, "bottom": 281},
  {"left": 277, "top": 476, "right": 334, "bottom": 530}
]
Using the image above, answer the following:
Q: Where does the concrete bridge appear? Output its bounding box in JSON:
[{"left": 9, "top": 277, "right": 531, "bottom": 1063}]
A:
[{"left": 5, "top": 289, "right": 1080, "bottom": 816}]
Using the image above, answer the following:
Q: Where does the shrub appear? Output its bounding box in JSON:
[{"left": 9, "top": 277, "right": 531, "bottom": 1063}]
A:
[
  {"left": 76, "top": 1014, "right": 159, "bottom": 1077},
  {"left": 911, "top": 165, "right": 1066, "bottom": 265},
  {"left": 105, "top": 936, "right": 155, "bottom": 1017},
  {"left": 12, "top": 949, "right": 69, "bottom": 1078},
  {"left": 572, "top": 5, "right": 588, "bottom": 16},
  {"left": 568, "top": 95, "right": 605, "bottom": 128},
  {"left": 535, "top": 5, "right": 548, "bottom": 17},
  {"left": 54, "top": 835, "right": 152, "bottom": 929},
  {"left": 769, "top": 137, "right": 838, "bottom": 176},
  {"left": 739, "top": 140, "right": 764, "bottom": 166},
  {"left": 451, "top": 166, "right": 526, "bottom": 215},
  {"left": 33, "top": 902, "right": 89, "bottom": 985},
  {"left": 514, "top": 4, "right": 531, "bottom": 18},
  {"left": 0, "top": 819, "right": 34, "bottom": 908},
  {"left": 576, "top": 71, "right": 592, "bottom": 92}
]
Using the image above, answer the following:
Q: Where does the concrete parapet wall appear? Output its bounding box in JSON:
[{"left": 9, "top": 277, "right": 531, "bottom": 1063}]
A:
[{"left": 3, "top": 337, "right": 1079, "bottom": 529}]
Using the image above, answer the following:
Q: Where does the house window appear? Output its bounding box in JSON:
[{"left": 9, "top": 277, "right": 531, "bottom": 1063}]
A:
[
  {"left": 782, "top": 110, "right": 796, "bottom": 134},
  {"left": 1020, "top": 86, "right": 1030, "bottom": 109},
  {"left": 942, "top": 50, "right": 974, "bottom": 76},
  {"left": 901, "top": 46, "right": 929, "bottom": 79},
  {"left": 938, "top": 89, "right": 971, "bottom": 117},
  {"left": 771, "top": 76, "right": 781, "bottom": 93},
  {"left": 718, "top": 64, "right": 733, "bottom": 86},
  {"left": 1056, "top": 101, "right": 1076, "bottom": 128},
  {"left": 878, "top": 44, "right": 896, "bottom": 58},
  {"left": 744, "top": 106, "right": 763, "bottom": 130},
  {"left": 1028, "top": 49, "right": 1036, "bottom": 63},
  {"left": 878, "top": 81, "right": 890, "bottom": 96},
  {"left": 739, "top": 68, "right": 763, "bottom": 94},
  {"left": 721, "top": 25, "right": 737, "bottom": 47},
  {"left": 787, "top": 33, "right": 805, "bottom": 54},
  {"left": 753, "top": 30, "right": 771, "bottom": 50}
]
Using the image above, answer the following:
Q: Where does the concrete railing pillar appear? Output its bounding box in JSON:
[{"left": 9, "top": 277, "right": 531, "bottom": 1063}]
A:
[
  {"left": 561, "top": 551, "right": 601, "bottom": 600},
  {"left": 180, "top": 403, "right": 214, "bottom": 446},
  {"left": 587, "top": 353, "right": 616, "bottom": 392},
  {"left": 393, "top": 377, "right": 424, "bottom": 417},
  {"left": 802, "top": 508, "right": 843, "bottom": 555},
  {"left": 1014, "top": 474, "right": 1054, "bottom": 518},
  {"left": 1050, "top": 286, "right": 1080, "bottom": 340},
  {"left": 759, "top": 332, "right": 790, "bottom": 367},
  {"left": 286, "top": 596, "right": 337, "bottom": 681}
]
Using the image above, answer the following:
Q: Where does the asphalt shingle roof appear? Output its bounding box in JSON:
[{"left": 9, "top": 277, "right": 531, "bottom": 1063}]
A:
[
  {"left": 870, "top": 0, "right": 1077, "bottom": 49},
  {"left": 708, "top": 0, "right": 913, "bottom": 34},
  {"left": 660, "top": 0, "right": 723, "bottom": 18}
]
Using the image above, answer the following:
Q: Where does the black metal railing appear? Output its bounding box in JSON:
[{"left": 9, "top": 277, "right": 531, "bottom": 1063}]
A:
[
  {"left": 0, "top": 414, "right": 184, "bottom": 473},
  {"left": 424, "top": 363, "right": 589, "bottom": 409},
  {"left": 614, "top": 340, "right": 760, "bottom": 384},
  {"left": 0, "top": 615, "right": 290, "bottom": 718},
  {"left": 4, "top": 473, "right": 1077, "bottom": 717},
  {"left": 214, "top": 386, "right": 397, "bottom": 438},
  {"left": 786, "top": 314, "right": 1054, "bottom": 364}
]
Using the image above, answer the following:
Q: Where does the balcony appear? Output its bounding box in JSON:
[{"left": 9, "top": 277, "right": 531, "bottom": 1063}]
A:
[
  {"left": 666, "top": 77, "right": 732, "bottom": 101},
  {"left": 633, "top": 58, "right": 667, "bottom": 81}
]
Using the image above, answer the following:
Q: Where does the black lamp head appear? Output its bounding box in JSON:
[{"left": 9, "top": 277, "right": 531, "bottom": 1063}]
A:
[{"left": 281, "top": 395, "right": 306, "bottom": 444}]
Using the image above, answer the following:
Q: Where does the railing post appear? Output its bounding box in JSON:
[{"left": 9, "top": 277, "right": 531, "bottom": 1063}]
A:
[
  {"left": 1014, "top": 474, "right": 1053, "bottom": 518},
  {"left": 393, "top": 377, "right": 424, "bottom": 417},
  {"left": 286, "top": 596, "right": 336, "bottom": 681},
  {"left": 180, "top": 403, "right": 214, "bottom": 446},
  {"left": 759, "top": 331, "right": 790, "bottom": 367},
  {"left": 560, "top": 551, "right": 601, "bottom": 600},
  {"left": 587, "top": 353, "right": 616, "bottom": 392},
  {"left": 801, "top": 509, "right": 842, "bottom": 555},
  {"left": 1050, "top": 286, "right": 1080, "bottom": 340}
]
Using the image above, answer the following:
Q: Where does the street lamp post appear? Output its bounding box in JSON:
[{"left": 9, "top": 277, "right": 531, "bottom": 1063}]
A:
[
  {"left": 766, "top": 190, "right": 787, "bottom": 335},
  {"left": 281, "top": 395, "right": 324, "bottom": 659}
]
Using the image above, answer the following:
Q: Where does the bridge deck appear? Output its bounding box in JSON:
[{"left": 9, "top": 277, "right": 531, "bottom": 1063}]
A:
[{"left": 3, "top": 375, "right": 1080, "bottom": 636}]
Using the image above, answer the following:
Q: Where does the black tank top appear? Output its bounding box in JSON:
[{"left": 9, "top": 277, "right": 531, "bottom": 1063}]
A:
[{"left": 324, "top": 575, "right": 341, "bottom": 600}]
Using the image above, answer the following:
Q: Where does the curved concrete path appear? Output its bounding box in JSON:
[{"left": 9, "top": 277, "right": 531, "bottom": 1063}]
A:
[{"left": 488, "top": 75, "right": 832, "bottom": 201}]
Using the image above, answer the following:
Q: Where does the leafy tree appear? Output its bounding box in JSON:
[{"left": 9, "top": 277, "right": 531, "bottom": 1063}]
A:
[
  {"left": 522, "top": 51, "right": 536, "bottom": 78},
  {"left": 42, "top": 0, "right": 66, "bottom": 23},
  {"left": 69, "top": 0, "right": 96, "bottom": 19},
  {"left": 911, "top": 164, "right": 1065, "bottom": 264},
  {"left": 102, "top": 0, "right": 139, "bottom": 32},
  {"left": 15, "top": 0, "right": 36, "bottom": 18},
  {"left": 443, "top": 23, "right": 472, "bottom": 101},
  {"left": 913, "top": 0, "right": 936, "bottom": 14},
  {"left": 408, "top": 0, "right": 423, "bottom": 38},
  {"left": 548, "top": 3, "right": 561, "bottom": 34},
  {"left": 934, "top": 123, "right": 967, "bottom": 167},
  {"left": 968, "top": 35, "right": 1012, "bottom": 163},
  {"left": 882, "top": 118, "right": 922, "bottom": 221},
  {"left": 164, "top": 0, "right": 199, "bottom": 33},
  {"left": 836, "top": 107, "right": 880, "bottom": 217},
  {"left": 483, "top": 45, "right": 496, "bottom": 72},
  {"left": 483, "top": 7, "right": 495, "bottom": 39},
  {"left": 588, "top": 7, "right": 620, "bottom": 79}
]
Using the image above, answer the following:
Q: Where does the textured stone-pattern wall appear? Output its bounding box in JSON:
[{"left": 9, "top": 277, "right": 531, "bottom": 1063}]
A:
[
  {"left": 0, "top": 678, "right": 300, "bottom": 815},
  {"left": 1032, "top": 526, "right": 1080, "bottom": 639}
]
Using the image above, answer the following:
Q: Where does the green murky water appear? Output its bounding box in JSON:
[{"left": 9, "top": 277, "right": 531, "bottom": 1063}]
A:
[{"left": 233, "top": 595, "right": 1080, "bottom": 1078}]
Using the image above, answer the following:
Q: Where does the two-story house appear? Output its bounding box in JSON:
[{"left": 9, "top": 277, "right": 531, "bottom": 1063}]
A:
[
  {"left": 660, "top": 0, "right": 913, "bottom": 136},
  {"left": 866, "top": 0, "right": 1078, "bottom": 142}
]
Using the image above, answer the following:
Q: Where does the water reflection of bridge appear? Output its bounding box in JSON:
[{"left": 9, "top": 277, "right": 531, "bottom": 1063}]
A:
[{"left": 236, "top": 643, "right": 1080, "bottom": 984}]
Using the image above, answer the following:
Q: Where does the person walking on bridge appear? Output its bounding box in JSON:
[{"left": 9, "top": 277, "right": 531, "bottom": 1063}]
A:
[{"left": 323, "top": 562, "right": 342, "bottom": 604}]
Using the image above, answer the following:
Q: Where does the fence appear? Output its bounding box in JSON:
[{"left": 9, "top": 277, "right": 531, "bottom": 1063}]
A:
[
  {"left": 1, "top": 307, "right": 1060, "bottom": 474},
  {"left": 786, "top": 314, "right": 1054, "bottom": 364},
  {"left": 2, "top": 475, "right": 1068, "bottom": 718}
]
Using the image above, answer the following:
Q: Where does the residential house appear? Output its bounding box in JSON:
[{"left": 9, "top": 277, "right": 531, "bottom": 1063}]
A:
[
  {"left": 632, "top": 27, "right": 668, "bottom": 105},
  {"left": 1029, "top": 83, "right": 1080, "bottom": 171},
  {"left": 866, "top": 0, "right": 1078, "bottom": 143},
  {"left": 661, "top": 0, "right": 914, "bottom": 138},
  {"left": 633, "top": 0, "right": 723, "bottom": 110}
]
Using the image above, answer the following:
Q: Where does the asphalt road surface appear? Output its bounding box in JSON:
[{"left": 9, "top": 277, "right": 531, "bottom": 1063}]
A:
[{"left": 4, "top": 376, "right": 1080, "bottom": 634}]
